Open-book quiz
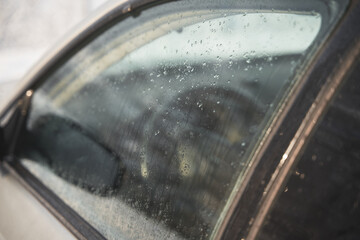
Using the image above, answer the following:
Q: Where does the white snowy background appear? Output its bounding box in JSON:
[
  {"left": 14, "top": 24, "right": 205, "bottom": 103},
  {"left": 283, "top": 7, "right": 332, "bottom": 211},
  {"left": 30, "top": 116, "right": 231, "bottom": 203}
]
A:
[{"left": 0, "top": 0, "right": 108, "bottom": 103}]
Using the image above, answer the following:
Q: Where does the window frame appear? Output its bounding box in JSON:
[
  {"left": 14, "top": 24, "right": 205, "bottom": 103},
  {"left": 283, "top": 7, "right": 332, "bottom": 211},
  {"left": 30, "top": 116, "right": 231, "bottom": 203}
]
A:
[
  {"left": 220, "top": 1, "right": 360, "bottom": 239},
  {"left": 0, "top": 0, "right": 358, "bottom": 239}
]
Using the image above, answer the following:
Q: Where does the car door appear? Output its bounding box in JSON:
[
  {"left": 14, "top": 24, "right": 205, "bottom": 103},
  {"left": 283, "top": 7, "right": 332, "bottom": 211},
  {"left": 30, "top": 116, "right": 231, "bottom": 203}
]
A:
[
  {"left": 0, "top": 0, "right": 358, "bottom": 239},
  {"left": 256, "top": 55, "right": 360, "bottom": 240}
]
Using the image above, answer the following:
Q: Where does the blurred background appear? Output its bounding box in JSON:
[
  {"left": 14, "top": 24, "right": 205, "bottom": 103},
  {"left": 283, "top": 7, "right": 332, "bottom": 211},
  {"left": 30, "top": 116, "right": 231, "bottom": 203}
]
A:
[{"left": 0, "top": 0, "right": 108, "bottom": 102}]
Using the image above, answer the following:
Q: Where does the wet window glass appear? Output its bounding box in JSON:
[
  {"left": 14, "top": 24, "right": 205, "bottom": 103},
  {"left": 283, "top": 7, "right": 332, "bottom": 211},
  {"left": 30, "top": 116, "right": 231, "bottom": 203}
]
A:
[
  {"left": 257, "top": 59, "right": 360, "bottom": 239},
  {"left": 15, "top": 0, "right": 347, "bottom": 239}
]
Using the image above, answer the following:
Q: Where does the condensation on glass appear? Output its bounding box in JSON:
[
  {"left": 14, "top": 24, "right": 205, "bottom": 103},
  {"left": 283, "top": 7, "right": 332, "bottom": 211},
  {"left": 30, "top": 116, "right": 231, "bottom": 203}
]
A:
[{"left": 15, "top": 0, "right": 346, "bottom": 239}]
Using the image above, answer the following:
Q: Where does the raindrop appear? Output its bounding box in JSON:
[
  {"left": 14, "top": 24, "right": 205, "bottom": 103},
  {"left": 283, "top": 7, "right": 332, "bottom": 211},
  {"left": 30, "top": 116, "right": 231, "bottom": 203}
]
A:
[{"left": 189, "top": 131, "right": 194, "bottom": 138}]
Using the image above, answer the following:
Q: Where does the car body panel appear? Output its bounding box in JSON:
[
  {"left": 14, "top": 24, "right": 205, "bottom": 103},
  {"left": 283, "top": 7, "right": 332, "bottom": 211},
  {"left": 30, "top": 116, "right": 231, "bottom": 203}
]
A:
[{"left": 0, "top": 164, "right": 75, "bottom": 240}]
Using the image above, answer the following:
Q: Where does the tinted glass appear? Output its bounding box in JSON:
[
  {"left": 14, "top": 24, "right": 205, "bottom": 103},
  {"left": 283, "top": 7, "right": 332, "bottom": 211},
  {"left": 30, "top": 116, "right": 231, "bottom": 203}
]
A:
[
  {"left": 258, "top": 58, "right": 360, "bottom": 240},
  {"left": 15, "top": 0, "right": 347, "bottom": 239}
]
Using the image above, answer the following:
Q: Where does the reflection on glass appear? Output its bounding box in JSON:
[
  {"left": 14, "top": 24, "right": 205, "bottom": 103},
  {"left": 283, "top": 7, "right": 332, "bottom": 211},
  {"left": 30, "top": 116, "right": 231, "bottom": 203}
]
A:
[{"left": 18, "top": 7, "right": 322, "bottom": 240}]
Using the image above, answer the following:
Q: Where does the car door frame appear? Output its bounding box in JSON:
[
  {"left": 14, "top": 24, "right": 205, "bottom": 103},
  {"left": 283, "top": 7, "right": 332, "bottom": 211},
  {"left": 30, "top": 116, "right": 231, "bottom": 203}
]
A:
[
  {"left": 0, "top": 0, "right": 359, "bottom": 239},
  {"left": 219, "top": 1, "right": 360, "bottom": 239}
]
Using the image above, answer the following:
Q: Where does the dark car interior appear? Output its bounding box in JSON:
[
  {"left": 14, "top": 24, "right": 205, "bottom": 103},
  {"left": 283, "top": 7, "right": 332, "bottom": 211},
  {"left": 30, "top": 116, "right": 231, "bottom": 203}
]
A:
[{"left": 13, "top": 54, "right": 300, "bottom": 238}]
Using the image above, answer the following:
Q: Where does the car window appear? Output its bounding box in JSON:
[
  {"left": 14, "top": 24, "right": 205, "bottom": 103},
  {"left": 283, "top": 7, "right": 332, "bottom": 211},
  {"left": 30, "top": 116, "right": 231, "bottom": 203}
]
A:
[
  {"left": 14, "top": 0, "right": 347, "bottom": 239},
  {"left": 257, "top": 58, "right": 360, "bottom": 240}
]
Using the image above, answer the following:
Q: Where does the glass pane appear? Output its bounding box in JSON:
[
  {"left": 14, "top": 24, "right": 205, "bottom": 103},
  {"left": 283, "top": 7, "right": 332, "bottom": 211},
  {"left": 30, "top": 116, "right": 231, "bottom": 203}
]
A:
[
  {"left": 15, "top": 0, "right": 347, "bottom": 239},
  {"left": 257, "top": 59, "right": 360, "bottom": 239}
]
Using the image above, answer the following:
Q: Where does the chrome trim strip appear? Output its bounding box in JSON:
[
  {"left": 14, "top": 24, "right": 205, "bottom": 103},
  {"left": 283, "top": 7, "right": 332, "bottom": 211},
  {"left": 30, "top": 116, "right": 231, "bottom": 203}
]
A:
[{"left": 246, "top": 39, "right": 360, "bottom": 240}]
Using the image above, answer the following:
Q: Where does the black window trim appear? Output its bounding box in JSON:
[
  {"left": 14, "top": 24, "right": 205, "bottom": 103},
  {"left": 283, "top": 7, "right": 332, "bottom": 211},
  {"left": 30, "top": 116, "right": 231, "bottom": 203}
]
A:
[
  {"left": 248, "top": 39, "right": 360, "bottom": 240},
  {"left": 219, "top": 1, "right": 360, "bottom": 239}
]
